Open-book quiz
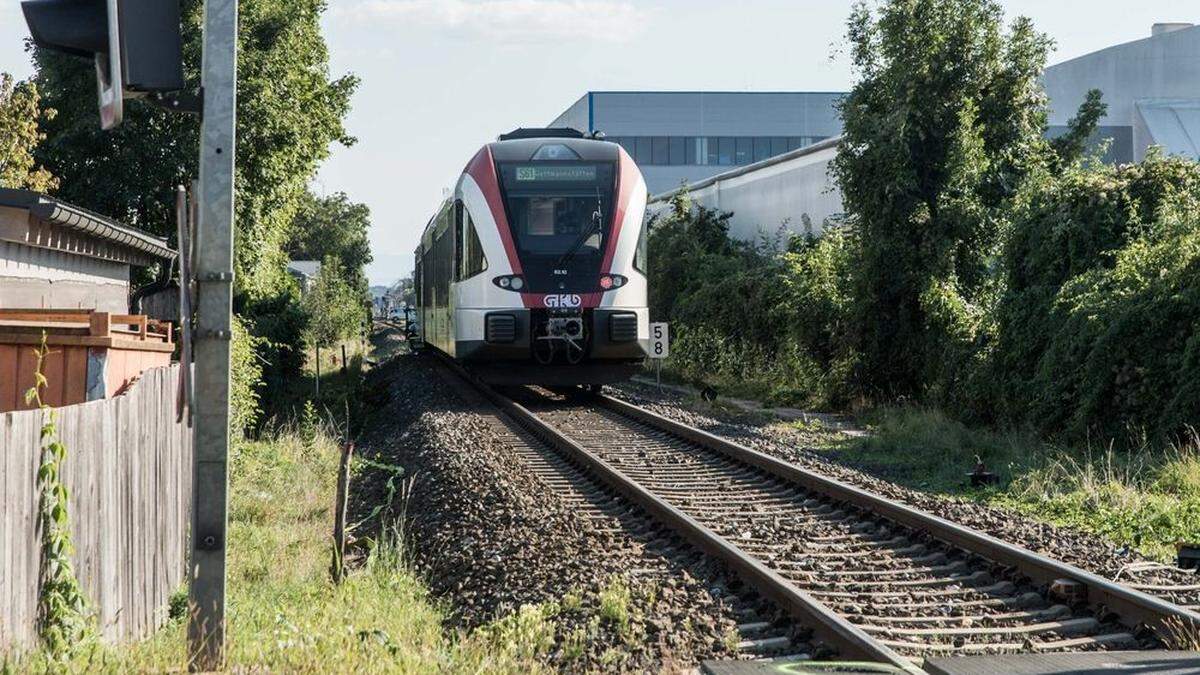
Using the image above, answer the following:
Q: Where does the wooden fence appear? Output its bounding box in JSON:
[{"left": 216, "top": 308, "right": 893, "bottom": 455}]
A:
[{"left": 1, "top": 364, "right": 191, "bottom": 651}]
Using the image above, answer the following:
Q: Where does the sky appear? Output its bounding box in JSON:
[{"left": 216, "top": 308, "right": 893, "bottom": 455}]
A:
[{"left": 0, "top": 0, "right": 1194, "bottom": 285}]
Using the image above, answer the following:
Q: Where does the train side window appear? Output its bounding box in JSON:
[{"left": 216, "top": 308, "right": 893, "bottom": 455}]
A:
[
  {"left": 453, "top": 200, "right": 464, "bottom": 280},
  {"left": 414, "top": 258, "right": 422, "bottom": 304},
  {"left": 461, "top": 210, "right": 488, "bottom": 279},
  {"left": 633, "top": 218, "right": 648, "bottom": 274}
]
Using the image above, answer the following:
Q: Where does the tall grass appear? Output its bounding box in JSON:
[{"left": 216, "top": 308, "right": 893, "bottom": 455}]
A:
[
  {"left": 4, "top": 427, "right": 559, "bottom": 673},
  {"left": 826, "top": 409, "right": 1200, "bottom": 562}
]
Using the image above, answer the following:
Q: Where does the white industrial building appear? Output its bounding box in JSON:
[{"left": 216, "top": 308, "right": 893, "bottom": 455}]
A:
[
  {"left": 649, "top": 138, "right": 842, "bottom": 242},
  {"left": 549, "top": 91, "right": 844, "bottom": 195},
  {"left": 1044, "top": 22, "right": 1200, "bottom": 163},
  {"left": 647, "top": 22, "right": 1200, "bottom": 242}
]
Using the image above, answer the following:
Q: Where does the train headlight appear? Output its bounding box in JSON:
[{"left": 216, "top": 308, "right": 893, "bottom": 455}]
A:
[
  {"left": 493, "top": 275, "right": 525, "bottom": 291},
  {"left": 600, "top": 274, "right": 627, "bottom": 290}
]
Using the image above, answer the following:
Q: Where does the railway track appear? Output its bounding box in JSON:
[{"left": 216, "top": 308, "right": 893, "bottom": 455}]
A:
[
  {"left": 434, "top": 368, "right": 814, "bottom": 662},
  {"left": 435, "top": 357, "right": 1200, "bottom": 672}
]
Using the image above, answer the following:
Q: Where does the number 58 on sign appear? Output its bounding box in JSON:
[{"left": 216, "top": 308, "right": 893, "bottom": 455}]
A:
[{"left": 650, "top": 322, "right": 669, "bottom": 359}]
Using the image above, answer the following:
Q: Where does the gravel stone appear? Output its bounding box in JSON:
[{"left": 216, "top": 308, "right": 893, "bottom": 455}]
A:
[{"left": 348, "top": 355, "right": 777, "bottom": 671}]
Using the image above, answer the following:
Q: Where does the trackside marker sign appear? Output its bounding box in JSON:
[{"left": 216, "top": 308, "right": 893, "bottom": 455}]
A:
[{"left": 651, "top": 322, "right": 669, "bottom": 359}]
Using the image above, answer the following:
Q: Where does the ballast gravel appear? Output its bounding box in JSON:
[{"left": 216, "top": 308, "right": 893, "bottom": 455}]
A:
[
  {"left": 349, "top": 355, "right": 758, "bottom": 672},
  {"left": 609, "top": 380, "right": 1200, "bottom": 606}
]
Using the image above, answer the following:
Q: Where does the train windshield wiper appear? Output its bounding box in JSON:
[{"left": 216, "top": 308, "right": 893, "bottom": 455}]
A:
[{"left": 554, "top": 188, "right": 604, "bottom": 269}]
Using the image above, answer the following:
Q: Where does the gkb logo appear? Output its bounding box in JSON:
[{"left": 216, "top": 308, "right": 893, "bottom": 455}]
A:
[{"left": 544, "top": 294, "right": 582, "bottom": 308}]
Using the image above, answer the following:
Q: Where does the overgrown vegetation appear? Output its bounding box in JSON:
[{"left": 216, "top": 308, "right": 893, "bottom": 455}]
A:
[
  {"left": 7, "top": 423, "right": 559, "bottom": 672},
  {"left": 304, "top": 258, "right": 369, "bottom": 353},
  {"left": 26, "top": 338, "right": 90, "bottom": 661},
  {"left": 653, "top": 0, "right": 1199, "bottom": 449},
  {"left": 818, "top": 408, "right": 1200, "bottom": 561},
  {"left": 287, "top": 191, "right": 375, "bottom": 294}
]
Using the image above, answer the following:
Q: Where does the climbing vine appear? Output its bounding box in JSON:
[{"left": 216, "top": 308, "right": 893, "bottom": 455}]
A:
[{"left": 25, "top": 335, "right": 89, "bottom": 659}]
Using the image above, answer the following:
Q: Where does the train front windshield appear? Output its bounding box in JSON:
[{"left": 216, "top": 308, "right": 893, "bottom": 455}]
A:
[{"left": 498, "top": 163, "right": 616, "bottom": 265}]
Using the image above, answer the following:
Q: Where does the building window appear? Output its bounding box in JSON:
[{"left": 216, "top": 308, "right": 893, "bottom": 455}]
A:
[
  {"left": 669, "top": 137, "right": 687, "bottom": 165},
  {"left": 717, "top": 137, "right": 735, "bottom": 165},
  {"left": 753, "top": 137, "right": 771, "bottom": 163},
  {"left": 634, "top": 137, "right": 652, "bottom": 164},
  {"left": 611, "top": 135, "right": 823, "bottom": 167},
  {"left": 735, "top": 137, "right": 752, "bottom": 165},
  {"left": 651, "top": 137, "right": 670, "bottom": 165}
]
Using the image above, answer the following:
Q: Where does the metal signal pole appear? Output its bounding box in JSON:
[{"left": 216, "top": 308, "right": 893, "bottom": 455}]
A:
[{"left": 188, "top": 0, "right": 238, "bottom": 670}]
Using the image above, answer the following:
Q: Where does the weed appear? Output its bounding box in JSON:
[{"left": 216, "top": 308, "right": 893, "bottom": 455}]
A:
[
  {"left": 477, "top": 603, "right": 559, "bottom": 665},
  {"left": 723, "top": 626, "right": 742, "bottom": 654},
  {"left": 166, "top": 588, "right": 188, "bottom": 623},
  {"left": 26, "top": 335, "right": 91, "bottom": 660},
  {"left": 560, "top": 589, "right": 583, "bottom": 613},
  {"left": 598, "top": 577, "right": 632, "bottom": 635}
]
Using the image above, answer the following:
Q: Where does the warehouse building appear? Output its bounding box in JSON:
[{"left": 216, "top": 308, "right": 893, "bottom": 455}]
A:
[
  {"left": 1044, "top": 22, "right": 1200, "bottom": 163},
  {"left": 644, "top": 22, "right": 1200, "bottom": 242},
  {"left": 549, "top": 91, "right": 844, "bottom": 195}
]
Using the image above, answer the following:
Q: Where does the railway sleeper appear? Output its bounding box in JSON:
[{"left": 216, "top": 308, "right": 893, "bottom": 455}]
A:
[
  {"left": 880, "top": 631, "right": 1138, "bottom": 655},
  {"left": 844, "top": 605, "right": 1071, "bottom": 626},
  {"left": 861, "top": 616, "right": 1099, "bottom": 638}
]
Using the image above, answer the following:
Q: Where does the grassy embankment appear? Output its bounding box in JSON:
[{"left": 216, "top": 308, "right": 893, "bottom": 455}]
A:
[
  {"left": 6, "top": 338, "right": 559, "bottom": 673},
  {"left": 812, "top": 407, "right": 1200, "bottom": 563}
]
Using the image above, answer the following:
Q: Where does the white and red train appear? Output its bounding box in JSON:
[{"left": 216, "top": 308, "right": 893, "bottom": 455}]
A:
[{"left": 414, "top": 128, "right": 650, "bottom": 385}]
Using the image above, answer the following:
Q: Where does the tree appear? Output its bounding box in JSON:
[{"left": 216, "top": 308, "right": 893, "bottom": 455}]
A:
[
  {"left": 832, "top": 0, "right": 1072, "bottom": 399},
  {"left": 1048, "top": 89, "right": 1108, "bottom": 169},
  {"left": 30, "top": 0, "right": 358, "bottom": 299},
  {"left": 0, "top": 73, "right": 58, "bottom": 192},
  {"left": 303, "top": 257, "right": 366, "bottom": 349},
  {"left": 286, "top": 191, "right": 373, "bottom": 291}
]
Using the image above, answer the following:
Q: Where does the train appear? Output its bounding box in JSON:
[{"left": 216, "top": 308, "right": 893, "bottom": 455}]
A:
[{"left": 414, "top": 128, "right": 650, "bottom": 386}]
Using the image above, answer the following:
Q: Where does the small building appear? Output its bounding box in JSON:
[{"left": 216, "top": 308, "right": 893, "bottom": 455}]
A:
[
  {"left": 0, "top": 189, "right": 177, "bottom": 412},
  {"left": 287, "top": 259, "right": 321, "bottom": 293}
]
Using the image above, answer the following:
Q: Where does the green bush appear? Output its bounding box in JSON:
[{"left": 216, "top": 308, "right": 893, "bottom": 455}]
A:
[
  {"left": 648, "top": 195, "right": 857, "bottom": 409},
  {"left": 990, "top": 155, "right": 1200, "bottom": 442},
  {"left": 303, "top": 257, "right": 368, "bottom": 349},
  {"left": 230, "top": 314, "right": 265, "bottom": 436},
  {"left": 239, "top": 285, "right": 308, "bottom": 424}
]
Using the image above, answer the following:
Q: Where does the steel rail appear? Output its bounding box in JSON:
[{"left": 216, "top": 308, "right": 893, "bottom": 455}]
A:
[{"left": 595, "top": 393, "right": 1200, "bottom": 643}]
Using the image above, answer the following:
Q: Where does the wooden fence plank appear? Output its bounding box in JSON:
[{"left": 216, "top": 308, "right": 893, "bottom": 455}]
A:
[
  {"left": 1, "top": 365, "right": 191, "bottom": 653},
  {"left": 20, "top": 411, "right": 39, "bottom": 647},
  {"left": 0, "top": 415, "right": 13, "bottom": 647}
]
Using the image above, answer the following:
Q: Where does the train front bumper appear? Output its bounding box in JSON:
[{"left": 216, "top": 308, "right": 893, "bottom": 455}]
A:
[{"left": 453, "top": 307, "right": 649, "bottom": 364}]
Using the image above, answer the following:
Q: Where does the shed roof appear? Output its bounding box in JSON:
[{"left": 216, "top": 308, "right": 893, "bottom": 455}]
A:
[{"left": 0, "top": 188, "right": 176, "bottom": 261}]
